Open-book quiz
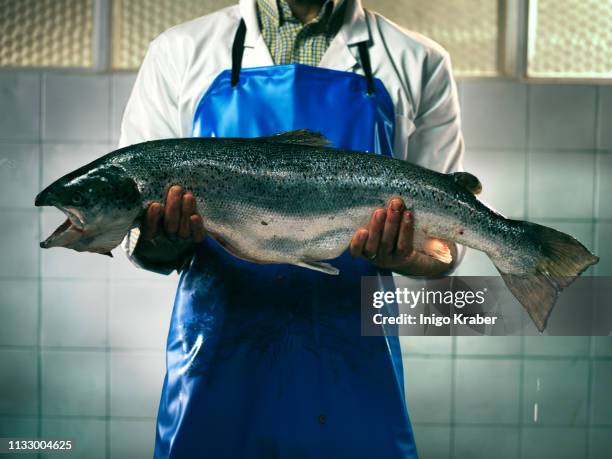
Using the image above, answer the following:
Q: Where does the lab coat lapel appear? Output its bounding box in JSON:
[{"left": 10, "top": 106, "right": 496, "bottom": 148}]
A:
[
  {"left": 319, "top": 0, "right": 370, "bottom": 72},
  {"left": 239, "top": 0, "right": 274, "bottom": 67}
]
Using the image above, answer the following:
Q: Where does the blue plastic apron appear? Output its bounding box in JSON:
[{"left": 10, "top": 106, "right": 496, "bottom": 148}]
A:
[{"left": 155, "top": 20, "right": 417, "bottom": 459}]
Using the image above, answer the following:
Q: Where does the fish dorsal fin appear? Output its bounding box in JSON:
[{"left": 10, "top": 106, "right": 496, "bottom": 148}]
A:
[
  {"left": 452, "top": 171, "right": 482, "bottom": 195},
  {"left": 264, "top": 129, "right": 332, "bottom": 147}
]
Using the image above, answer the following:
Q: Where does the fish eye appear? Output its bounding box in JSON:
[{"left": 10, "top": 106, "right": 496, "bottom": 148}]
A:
[{"left": 72, "top": 194, "right": 83, "bottom": 204}]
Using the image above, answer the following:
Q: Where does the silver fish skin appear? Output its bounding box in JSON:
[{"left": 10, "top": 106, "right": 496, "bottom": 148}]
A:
[{"left": 35, "top": 130, "right": 599, "bottom": 331}]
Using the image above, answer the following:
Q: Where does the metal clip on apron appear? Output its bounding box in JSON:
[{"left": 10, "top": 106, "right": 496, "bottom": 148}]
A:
[{"left": 155, "top": 19, "right": 418, "bottom": 459}]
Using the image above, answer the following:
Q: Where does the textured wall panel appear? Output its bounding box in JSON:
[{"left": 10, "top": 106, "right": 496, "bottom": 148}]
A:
[
  {"left": 112, "top": 0, "right": 499, "bottom": 75},
  {"left": 112, "top": 0, "right": 235, "bottom": 69},
  {"left": 528, "top": 0, "right": 612, "bottom": 78},
  {"left": 0, "top": 0, "right": 94, "bottom": 67},
  {"left": 366, "top": 0, "right": 500, "bottom": 76}
]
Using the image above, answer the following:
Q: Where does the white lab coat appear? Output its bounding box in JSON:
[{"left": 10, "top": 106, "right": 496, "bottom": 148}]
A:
[{"left": 119, "top": 0, "right": 465, "bottom": 268}]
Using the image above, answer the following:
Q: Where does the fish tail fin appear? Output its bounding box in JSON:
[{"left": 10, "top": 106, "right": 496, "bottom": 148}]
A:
[{"left": 492, "top": 221, "right": 598, "bottom": 332}]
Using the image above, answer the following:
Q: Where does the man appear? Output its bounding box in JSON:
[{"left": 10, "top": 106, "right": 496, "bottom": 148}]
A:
[{"left": 120, "top": 0, "right": 463, "bottom": 457}]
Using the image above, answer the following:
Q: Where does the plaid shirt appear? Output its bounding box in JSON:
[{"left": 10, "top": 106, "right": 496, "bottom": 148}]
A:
[{"left": 256, "top": 0, "right": 345, "bottom": 66}]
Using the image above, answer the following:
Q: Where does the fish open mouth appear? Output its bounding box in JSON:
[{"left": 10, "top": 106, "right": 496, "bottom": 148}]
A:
[{"left": 40, "top": 207, "right": 87, "bottom": 249}]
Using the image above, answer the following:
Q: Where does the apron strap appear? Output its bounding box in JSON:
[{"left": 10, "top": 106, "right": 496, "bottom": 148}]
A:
[
  {"left": 357, "top": 42, "right": 375, "bottom": 95},
  {"left": 231, "top": 19, "right": 247, "bottom": 87},
  {"left": 231, "top": 18, "right": 375, "bottom": 95}
]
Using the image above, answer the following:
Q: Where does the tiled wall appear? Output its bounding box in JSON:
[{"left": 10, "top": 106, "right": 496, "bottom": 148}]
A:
[
  {"left": 0, "top": 72, "right": 610, "bottom": 459},
  {"left": 405, "top": 80, "right": 612, "bottom": 459},
  {"left": 0, "top": 72, "right": 172, "bottom": 459}
]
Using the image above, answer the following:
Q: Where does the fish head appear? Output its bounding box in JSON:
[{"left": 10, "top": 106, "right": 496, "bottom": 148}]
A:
[{"left": 35, "top": 164, "right": 143, "bottom": 255}]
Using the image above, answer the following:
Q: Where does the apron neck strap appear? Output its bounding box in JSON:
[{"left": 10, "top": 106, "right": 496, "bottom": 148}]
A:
[
  {"left": 230, "top": 18, "right": 375, "bottom": 95},
  {"left": 231, "top": 19, "right": 247, "bottom": 87},
  {"left": 357, "top": 42, "right": 375, "bottom": 95}
]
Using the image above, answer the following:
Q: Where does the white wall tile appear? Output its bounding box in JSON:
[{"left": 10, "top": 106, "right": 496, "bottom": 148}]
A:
[
  {"left": 522, "top": 359, "right": 588, "bottom": 425},
  {"left": 591, "top": 361, "right": 612, "bottom": 425},
  {"left": 41, "top": 351, "right": 106, "bottom": 416},
  {"left": 0, "top": 210, "right": 39, "bottom": 278},
  {"left": 43, "top": 74, "right": 110, "bottom": 142},
  {"left": 453, "top": 426, "right": 519, "bottom": 459},
  {"left": 464, "top": 149, "right": 526, "bottom": 219},
  {"left": 412, "top": 425, "right": 450, "bottom": 459},
  {"left": 524, "top": 337, "right": 590, "bottom": 357},
  {"left": 0, "top": 280, "right": 38, "bottom": 346},
  {"left": 454, "top": 358, "right": 520, "bottom": 424},
  {"left": 0, "top": 349, "right": 38, "bottom": 415},
  {"left": 453, "top": 248, "right": 498, "bottom": 276},
  {"left": 461, "top": 80, "right": 527, "bottom": 149},
  {"left": 521, "top": 427, "right": 586, "bottom": 459},
  {"left": 596, "top": 154, "right": 612, "bottom": 219},
  {"left": 598, "top": 87, "right": 612, "bottom": 150},
  {"left": 110, "top": 281, "right": 175, "bottom": 350},
  {"left": 400, "top": 336, "right": 452, "bottom": 356},
  {"left": 456, "top": 336, "right": 521, "bottom": 356},
  {"left": 41, "top": 143, "right": 110, "bottom": 189},
  {"left": 110, "top": 249, "right": 176, "bottom": 281},
  {"left": 41, "top": 280, "right": 107, "bottom": 347},
  {"left": 0, "top": 416, "right": 38, "bottom": 437},
  {"left": 595, "top": 223, "right": 612, "bottom": 276},
  {"left": 590, "top": 427, "right": 612, "bottom": 459},
  {"left": 111, "top": 73, "right": 137, "bottom": 143},
  {"left": 404, "top": 357, "right": 452, "bottom": 423},
  {"left": 41, "top": 418, "right": 106, "bottom": 459},
  {"left": 592, "top": 337, "right": 612, "bottom": 357},
  {"left": 110, "top": 419, "right": 156, "bottom": 459},
  {"left": 0, "top": 143, "right": 39, "bottom": 208},
  {"left": 0, "top": 73, "right": 40, "bottom": 140},
  {"left": 0, "top": 417, "right": 38, "bottom": 459},
  {"left": 528, "top": 85, "right": 597, "bottom": 150},
  {"left": 527, "top": 152, "right": 595, "bottom": 219},
  {"left": 110, "top": 352, "right": 165, "bottom": 417}
]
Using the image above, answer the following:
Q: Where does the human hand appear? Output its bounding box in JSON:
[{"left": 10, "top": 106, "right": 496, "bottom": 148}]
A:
[
  {"left": 349, "top": 198, "right": 455, "bottom": 276},
  {"left": 140, "top": 185, "right": 205, "bottom": 243}
]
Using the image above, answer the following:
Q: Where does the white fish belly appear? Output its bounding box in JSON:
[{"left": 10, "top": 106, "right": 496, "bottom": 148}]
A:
[{"left": 202, "top": 203, "right": 376, "bottom": 264}]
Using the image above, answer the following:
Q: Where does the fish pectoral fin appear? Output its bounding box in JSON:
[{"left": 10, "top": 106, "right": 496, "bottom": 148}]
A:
[
  {"left": 421, "top": 239, "right": 453, "bottom": 265},
  {"left": 294, "top": 260, "right": 340, "bottom": 275},
  {"left": 262, "top": 129, "right": 332, "bottom": 147}
]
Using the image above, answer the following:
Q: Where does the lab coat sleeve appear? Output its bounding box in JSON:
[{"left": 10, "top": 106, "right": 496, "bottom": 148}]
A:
[
  {"left": 119, "top": 35, "right": 197, "bottom": 275},
  {"left": 119, "top": 35, "right": 182, "bottom": 146},
  {"left": 408, "top": 52, "right": 466, "bottom": 271},
  {"left": 408, "top": 52, "right": 464, "bottom": 174}
]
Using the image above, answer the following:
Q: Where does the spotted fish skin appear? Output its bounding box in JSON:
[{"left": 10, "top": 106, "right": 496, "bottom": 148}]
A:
[{"left": 35, "top": 132, "right": 598, "bottom": 331}]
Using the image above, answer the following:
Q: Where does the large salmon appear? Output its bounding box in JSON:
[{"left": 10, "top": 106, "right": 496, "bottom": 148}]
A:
[{"left": 35, "top": 130, "right": 598, "bottom": 330}]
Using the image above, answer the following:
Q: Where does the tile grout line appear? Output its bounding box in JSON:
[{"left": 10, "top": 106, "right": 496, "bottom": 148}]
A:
[
  {"left": 586, "top": 86, "right": 600, "bottom": 453},
  {"left": 106, "top": 72, "right": 113, "bottom": 459},
  {"left": 37, "top": 70, "right": 44, "bottom": 459},
  {"left": 518, "top": 333, "right": 526, "bottom": 459},
  {"left": 449, "top": 335, "right": 457, "bottom": 459},
  {"left": 105, "top": 278, "right": 111, "bottom": 459},
  {"left": 518, "top": 81, "right": 531, "bottom": 459},
  {"left": 586, "top": 336, "right": 594, "bottom": 459},
  {"left": 593, "top": 87, "right": 601, "bottom": 275},
  {"left": 3, "top": 413, "right": 607, "bottom": 428}
]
